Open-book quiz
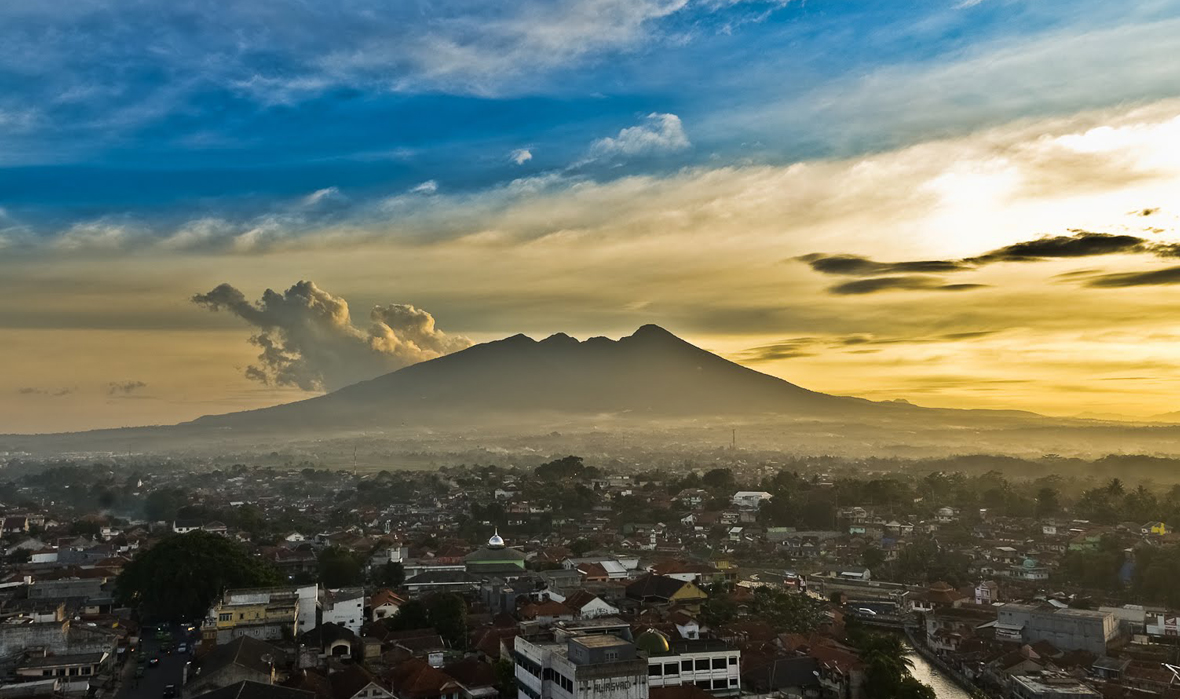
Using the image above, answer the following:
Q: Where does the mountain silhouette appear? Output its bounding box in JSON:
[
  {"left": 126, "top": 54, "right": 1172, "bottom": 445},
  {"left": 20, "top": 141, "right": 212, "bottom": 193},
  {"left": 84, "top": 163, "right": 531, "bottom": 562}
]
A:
[{"left": 189, "top": 324, "right": 898, "bottom": 429}]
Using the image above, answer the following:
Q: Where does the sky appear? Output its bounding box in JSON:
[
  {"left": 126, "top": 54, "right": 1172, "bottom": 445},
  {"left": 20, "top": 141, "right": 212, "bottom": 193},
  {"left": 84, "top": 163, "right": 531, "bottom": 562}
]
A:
[{"left": 4, "top": 0, "right": 1180, "bottom": 432}]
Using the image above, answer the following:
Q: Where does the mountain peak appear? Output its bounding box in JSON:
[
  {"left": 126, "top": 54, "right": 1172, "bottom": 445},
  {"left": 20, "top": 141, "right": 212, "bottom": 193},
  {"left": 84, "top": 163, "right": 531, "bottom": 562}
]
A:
[{"left": 630, "top": 324, "right": 679, "bottom": 341}]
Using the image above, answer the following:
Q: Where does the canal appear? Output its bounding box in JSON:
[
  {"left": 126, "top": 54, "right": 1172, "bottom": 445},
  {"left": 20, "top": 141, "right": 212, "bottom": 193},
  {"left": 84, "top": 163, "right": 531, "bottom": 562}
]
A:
[{"left": 906, "top": 648, "right": 972, "bottom": 699}]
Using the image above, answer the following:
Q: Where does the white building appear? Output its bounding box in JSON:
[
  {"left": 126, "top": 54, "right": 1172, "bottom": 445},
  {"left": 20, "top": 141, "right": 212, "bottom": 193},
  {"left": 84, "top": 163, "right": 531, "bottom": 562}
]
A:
[
  {"left": 320, "top": 587, "right": 365, "bottom": 634},
  {"left": 731, "top": 492, "right": 772, "bottom": 509},
  {"left": 639, "top": 632, "right": 740, "bottom": 697}
]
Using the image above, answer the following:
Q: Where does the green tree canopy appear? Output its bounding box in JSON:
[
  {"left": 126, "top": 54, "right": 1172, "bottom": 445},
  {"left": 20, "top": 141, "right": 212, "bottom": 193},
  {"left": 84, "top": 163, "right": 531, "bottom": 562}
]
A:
[
  {"left": 115, "top": 531, "right": 282, "bottom": 622},
  {"left": 318, "top": 546, "right": 366, "bottom": 588}
]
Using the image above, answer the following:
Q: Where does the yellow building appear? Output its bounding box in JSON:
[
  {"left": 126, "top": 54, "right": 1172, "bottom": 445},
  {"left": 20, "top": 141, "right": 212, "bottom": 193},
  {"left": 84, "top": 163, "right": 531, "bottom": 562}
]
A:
[{"left": 202, "top": 586, "right": 313, "bottom": 645}]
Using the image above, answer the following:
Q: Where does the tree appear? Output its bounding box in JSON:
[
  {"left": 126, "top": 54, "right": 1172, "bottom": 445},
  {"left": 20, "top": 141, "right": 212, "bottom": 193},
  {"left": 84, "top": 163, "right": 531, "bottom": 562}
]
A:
[
  {"left": 374, "top": 561, "right": 405, "bottom": 588},
  {"left": 748, "top": 587, "right": 825, "bottom": 634},
  {"left": 115, "top": 531, "right": 282, "bottom": 622},
  {"left": 386, "top": 599, "right": 431, "bottom": 631},
  {"left": 425, "top": 593, "right": 468, "bottom": 649},
  {"left": 702, "top": 468, "right": 736, "bottom": 491},
  {"left": 699, "top": 595, "right": 738, "bottom": 628},
  {"left": 570, "top": 538, "right": 594, "bottom": 557},
  {"left": 495, "top": 658, "right": 517, "bottom": 698},
  {"left": 852, "top": 632, "right": 934, "bottom": 699},
  {"left": 144, "top": 488, "right": 187, "bottom": 522},
  {"left": 318, "top": 546, "right": 365, "bottom": 588},
  {"left": 1035, "top": 487, "right": 1060, "bottom": 518}
]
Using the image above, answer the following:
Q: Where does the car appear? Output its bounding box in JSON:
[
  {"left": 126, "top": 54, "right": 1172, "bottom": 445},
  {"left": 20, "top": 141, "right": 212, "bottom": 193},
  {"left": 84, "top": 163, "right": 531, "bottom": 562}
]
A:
[
  {"left": 148, "top": 658, "right": 160, "bottom": 667},
  {"left": 163, "top": 685, "right": 177, "bottom": 698},
  {"left": 135, "top": 666, "right": 145, "bottom": 679},
  {"left": 177, "top": 643, "right": 188, "bottom": 654},
  {"left": 856, "top": 607, "right": 878, "bottom": 616}
]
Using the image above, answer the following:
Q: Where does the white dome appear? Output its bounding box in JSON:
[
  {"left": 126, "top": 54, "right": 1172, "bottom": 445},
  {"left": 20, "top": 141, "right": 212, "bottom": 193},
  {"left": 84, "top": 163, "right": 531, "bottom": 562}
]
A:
[{"left": 488, "top": 531, "right": 506, "bottom": 549}]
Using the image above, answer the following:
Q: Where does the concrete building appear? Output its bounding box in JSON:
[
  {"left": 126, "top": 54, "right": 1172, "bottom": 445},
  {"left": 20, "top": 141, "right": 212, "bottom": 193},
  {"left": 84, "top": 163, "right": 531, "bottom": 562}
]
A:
[
  {"left": 321, "top": 588, "right": 365, "bottom": 634},
  {"left": 515, "top": 631, "right": 647, "bottom": 699},
  {"left": 204, "top": 586, "right": 317, "bottom": 644},
  {"left": 996, "top": 604, "right": 1118, "bottom": 656},
  {"left": 1009, "top": 673, "right": 1101, "bottom": 699}
]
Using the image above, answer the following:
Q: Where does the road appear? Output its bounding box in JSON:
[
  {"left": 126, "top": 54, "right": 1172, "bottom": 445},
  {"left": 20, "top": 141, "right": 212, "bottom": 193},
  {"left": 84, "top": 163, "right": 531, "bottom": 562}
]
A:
[{"left": 114, "top": 627, "right": 197, "bottom": 699}]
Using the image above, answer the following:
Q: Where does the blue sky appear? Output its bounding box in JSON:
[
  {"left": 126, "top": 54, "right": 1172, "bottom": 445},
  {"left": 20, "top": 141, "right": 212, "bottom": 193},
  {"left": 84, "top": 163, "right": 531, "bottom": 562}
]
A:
[{"left": 3, "top": 0, "right": 1178, "bottom": 233}]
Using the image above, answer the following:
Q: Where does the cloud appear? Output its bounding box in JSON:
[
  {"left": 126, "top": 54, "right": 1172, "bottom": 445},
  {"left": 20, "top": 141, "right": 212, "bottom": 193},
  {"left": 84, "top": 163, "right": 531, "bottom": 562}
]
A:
[
  {"left": 801, "top": 231, "right": 1180, "bottom": 293},
  {"left": 16, "top": 387, "right": 74, "bottom": 397},
  {"left": 735, "top": 329, "right": 1000, "bottom": 362},
  {"left": 1086, "top": 266, "right": 1180, "bottom": 289},
  {"left": 510, "top": 149, "right": 534, "bottom": 165},
  {"left": 107, "top": 380, "right": 147, "bottom": 395},
  {"left": 796, "top": 253, "right": 967, "bottom": 276},
  {"left": 193, "top": 280, "right": 470, "bottom": 391},
  {"left": 588, "top": 113, "right": 690, "bottom": 159},
  {"left": 301, "top": 187, "right": 345, "bottom": 208},
  {"left": 968, "top": 231, "right": 1157, "bottom": 263},
  {"left": 410, "top": 180, "right": 439, "bottom": 195},
  {"left": 828, "top": 276, "right": 987, "bottom": 296}
]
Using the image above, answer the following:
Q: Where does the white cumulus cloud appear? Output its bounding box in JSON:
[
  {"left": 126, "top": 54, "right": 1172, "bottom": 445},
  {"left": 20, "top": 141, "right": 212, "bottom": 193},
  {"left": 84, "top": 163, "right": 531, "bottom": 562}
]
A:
[
  {"left": 588, "top": 113, "right": 690, "bottom": 159},
  {"left": 511, "top": 148, "right": 534, "bottom": 165}
]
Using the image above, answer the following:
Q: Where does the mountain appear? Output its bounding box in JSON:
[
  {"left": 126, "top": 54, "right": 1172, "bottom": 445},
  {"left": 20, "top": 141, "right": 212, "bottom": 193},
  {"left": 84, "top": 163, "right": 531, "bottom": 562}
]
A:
[
  {"left": 14, "top": 324, "right": 1180, "bottom": 458},
  {"left": 189, "top": 324, "right": 904, "bottom": 430}
]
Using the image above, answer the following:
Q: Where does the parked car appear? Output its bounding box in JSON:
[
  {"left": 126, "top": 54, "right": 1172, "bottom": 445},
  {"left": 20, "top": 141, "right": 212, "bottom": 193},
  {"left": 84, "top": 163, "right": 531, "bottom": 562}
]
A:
[
  {"left": 177, "top": 643, "right": 188, "bottom": 654},
  {"left": 148, "top": 658, "right": 160, "bottom": 667},
  {"left": 163, "top": 685, "right": 177, "bottom": 698},
  {"left": 135, "top": 666, "right": 145, "bottom": 679}
]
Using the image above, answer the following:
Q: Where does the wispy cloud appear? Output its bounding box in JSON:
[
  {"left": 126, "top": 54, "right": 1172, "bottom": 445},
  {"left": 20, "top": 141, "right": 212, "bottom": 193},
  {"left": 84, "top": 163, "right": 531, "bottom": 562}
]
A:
[{"left": 510, "top": 148, "right": 534, "bottom": 165}]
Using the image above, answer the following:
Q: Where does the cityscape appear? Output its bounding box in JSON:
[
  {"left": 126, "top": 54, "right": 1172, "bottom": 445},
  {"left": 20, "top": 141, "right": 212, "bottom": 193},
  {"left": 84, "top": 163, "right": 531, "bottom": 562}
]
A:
[{"left": 4, "top": 2, "right": 1180, "bottom": 699}]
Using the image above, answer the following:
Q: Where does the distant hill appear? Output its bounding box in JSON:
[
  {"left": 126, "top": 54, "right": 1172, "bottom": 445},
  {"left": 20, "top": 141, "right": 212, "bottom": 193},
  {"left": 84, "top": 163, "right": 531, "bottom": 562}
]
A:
[{"left": 189, "top": 324, "right": 907, "bottom": 430}]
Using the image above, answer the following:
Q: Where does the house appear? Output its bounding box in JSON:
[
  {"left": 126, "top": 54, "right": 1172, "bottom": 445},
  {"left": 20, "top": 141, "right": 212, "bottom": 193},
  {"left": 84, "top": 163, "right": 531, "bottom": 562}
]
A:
[
  {"left": 370, "top": 589, "right": 406, "bottom": 622},
  {"left": 389, "top": 658, "right": 462, "bottom": 699},
  {"left": 329, "top": 665, "right": 393, "bottom": 699},
  {"left": 173, "top": 520, "right": 202, "bottom": 534},
  {"left": 3, "top": 517, "right": 30, "bottom": 534},
  {"left": 625, "top": 574, "right": 708, "bottom": 605},
  {"left": 1142, "top": 521, "right": 1169, "bottom": 536},
  {"left": 556, "top": 590, "right": 619, "bottom": 619},
  {"left": 186, "top": 636, "right": 284, "bottom": 696},
  {"left": 196, "top": 681, "right": 316, "bottom": 699},
  {"left": 203, "top": 521, "right": 230, "bottom": 536},
  {"left": 518, "top": 600, "right": 575, "bottom": 624}
]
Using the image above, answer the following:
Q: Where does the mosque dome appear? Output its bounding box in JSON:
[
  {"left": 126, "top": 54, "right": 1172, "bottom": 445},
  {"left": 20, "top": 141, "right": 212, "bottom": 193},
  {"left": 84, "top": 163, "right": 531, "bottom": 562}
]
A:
[
  {"left": 488, "top": 530, "right": 506, "bottom": 549},
  {"left": 635, "top": 629, "right": 670, "bottom": 655}
]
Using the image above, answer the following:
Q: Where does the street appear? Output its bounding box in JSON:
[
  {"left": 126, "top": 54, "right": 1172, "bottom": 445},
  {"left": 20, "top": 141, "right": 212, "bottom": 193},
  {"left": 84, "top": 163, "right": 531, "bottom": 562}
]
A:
[{"left": 114, "top": 627, "right": 196, "bottom": 699}]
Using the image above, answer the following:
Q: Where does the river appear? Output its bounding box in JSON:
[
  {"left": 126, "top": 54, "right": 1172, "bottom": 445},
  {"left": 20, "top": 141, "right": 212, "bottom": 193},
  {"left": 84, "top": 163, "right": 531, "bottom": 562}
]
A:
[{"left": 906, "top": 649, "right": 972, "bottom": 699}]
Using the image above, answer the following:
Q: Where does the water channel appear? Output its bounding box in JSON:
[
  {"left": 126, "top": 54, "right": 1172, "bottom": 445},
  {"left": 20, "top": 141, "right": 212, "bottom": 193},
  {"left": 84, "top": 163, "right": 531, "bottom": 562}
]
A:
[{"left": 906, "top": 648, "right": 973, "bottom": 699}]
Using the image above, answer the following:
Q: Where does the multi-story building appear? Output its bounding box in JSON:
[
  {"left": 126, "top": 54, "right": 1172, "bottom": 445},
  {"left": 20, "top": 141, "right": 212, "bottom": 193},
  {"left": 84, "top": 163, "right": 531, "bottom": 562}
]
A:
[
  {"left": 321, "top": 587, "right": 365, "bottom": 634},
  {"left": 636, "top": 632, "right": 740, "bottom": 697},
  {"left": 203, "top": 586, "right": 317, "bottom": 645},
  {"left": 514, "top": 630, "right": 647, "bottom": 699},
  {"left": 996, "top": 604, "right": 1118, "bottom": 656}
]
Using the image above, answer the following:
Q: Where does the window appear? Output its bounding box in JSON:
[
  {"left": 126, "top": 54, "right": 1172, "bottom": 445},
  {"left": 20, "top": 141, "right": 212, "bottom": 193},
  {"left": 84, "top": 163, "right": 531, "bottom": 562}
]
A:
[
  {"left": 219, "top": 613, "right": 232, "bottom": 622},
  {"left": 712, "top": 658, "right": 726, "bottom": 670},
  {"left": 682, "top": 660, "right": 692, "bottom": 672},
  {"left": 695, "top": 659, "right": 709, "bottom": 671},
  {"left": 649, "top": 664, "right": 662, "bottom": 676},
  {"left": 696, "top": 681, "right": 711, "bottom": 689},
  {"left": 664, "top": 663, "right": 678, "bottom": 675},
  {"left": 713, "top": 680, "right": 727, "bottom": 690},
  {"left": 730, "top": 679, "right": 738, "bottom": 686},
  {"left": 728, "top": 657, "right": 738, "bottom": 665}
]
